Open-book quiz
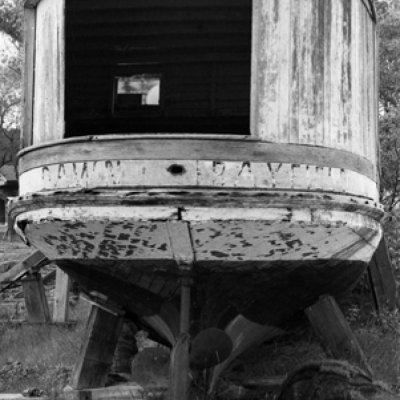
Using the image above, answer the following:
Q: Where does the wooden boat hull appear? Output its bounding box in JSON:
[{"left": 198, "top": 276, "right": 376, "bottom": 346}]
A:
[
  {"left": 13, "top": 200, "right": 381, "bottom": 327},
  {"left": 16, "top": 204, "right": 380, "bottom": 263},
  {"left": 11, "top": 189, "right": 382, "bottom": 382}
]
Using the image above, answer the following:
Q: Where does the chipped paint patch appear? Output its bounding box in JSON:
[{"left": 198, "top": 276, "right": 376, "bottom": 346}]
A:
[
  {"left": 190, "top": 220, "right": 380, "bottom": 265},
  {"left": 25, "top": 220, "right": 174, "bottom": 261},
  {"left": 182, "top": 207, "right": 381, "bottom": 231},
  {"left": 16, "top": 206, "right": 179, "bottom": 223}
]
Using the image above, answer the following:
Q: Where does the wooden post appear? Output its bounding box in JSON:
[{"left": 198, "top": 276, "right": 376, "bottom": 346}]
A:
[
  {"left": 22, "top": 272, "right": 51, "bottom": 323},
  {"left": 167, "top": 221, "right": 195, "bottom": 400},
  {"left": 305, "top": 295, "right": 372, "bottom": 376},
  {"left": 169, "top": 277, "right": 192, "bottom": 400},
  {"left": 52, "top": 267, "right": 70, "bottom": 323},
  {"left": 71, "top": 304, "right": 124, "bottom": 390},
  {"left": 368, "top": 238, "right": 397, "bottom": 312},
  {"left": 0, "top": 250, "right": 47, "bottom": 286},
  {"left": 5, "top": 211, "right": 19, "bottom": 242}
]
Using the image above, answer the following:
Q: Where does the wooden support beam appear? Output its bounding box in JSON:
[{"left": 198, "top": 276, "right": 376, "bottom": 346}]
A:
[
  {"left": 5, "top": 214, "right": 19, "bottom": 242},
  {"left": 111, "top": 320, "right": 138, "bottom": 377},
  {"left": 52, "top": 268, "right": 70, "bottom": 323},
  {"left": 167, "top": 221, "right": 194, "bottom": 400},
  {"left": 368, "top": 237, "right": 397, "bottom": 312},
  {"left": 167, "top": 221, "right": 195, "bottom": 270},
  {"left": 0, "top": 250, "right": 47, "bottom": 285},
  {"left": 305, "top": 295, "right": 372, "bottom": 376},
  {"left": 22, "top": 272, "right": 50, "bottom": 323},
  {"left": 169, "top": 277, "right": 192, "bottom": 400},
  {"left": 64, "top": 385, "right": 145, "bottom": 400},
  {"left": 71, "top": 304, "right": 124, "bottom": 390},
  {"left": 0, "top": 395, "right": 47, "bottom": 400}
]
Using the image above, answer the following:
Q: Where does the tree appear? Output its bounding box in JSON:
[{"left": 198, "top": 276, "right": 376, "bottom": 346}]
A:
[
  {"left": 378, "top": 1, "right": 400, "bottom": 207},
  {"left": 376, "top": 0, "right": 400, "bottom": 275},
  {"left": 0, "top": 52, "right": 21, "bottom": 169},
  {"left": 0, "top": 0, "right": 22, "bottom": 172},
  {"left": 0, "top": 0, "right": 22, "bottom": 44}
]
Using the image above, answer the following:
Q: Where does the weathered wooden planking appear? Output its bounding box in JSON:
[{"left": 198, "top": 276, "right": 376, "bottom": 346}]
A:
[
  {"left": 305, "top": 295, "right": 372, "bottom": 375},
  {"left": 361, "top": 0, "right": 376, "bottom": 21},
  {"left": 32, "top": 0, "right": 64, "bottom": 145},
  {"left": 18, "top": 136, "right": 377, "bottom": 182},
  {"left": 169, "top": 334, "right": 190, "bottom": 400},
  {"left": 64, "top": 385, "right": 145, "bottom": 400},
  {"left": 22, "top": 272, "right": 51, "bottom": 323},
  {"left": 251, "top": 0, "right": 377, "bottom": 165},
  {"left": 14, "top": 205, "right": 381, "bottom": 266},
  {"left": 22, "top": 7, "right": 36, "bottom": 148},
  {"left": 185, "top": 214, "right": 381, "bottom": 265},
  {"left": 52, "top": 267, "right": 70, "bottom": 323},
  {"left": 71, "top": 305, "right": 124, "bottom": 389},
  {"left": 368, "top": 238, "right": 397, "bottom": 311},
  {"left": 166, "top": 222, "right": 194, "bottom": 270},
  {"left": 21, "top": 215, "right": 175, "bottom": 261},
  {"left": 169, "top": 279, "right": 192, "bottom": 400},
  {"left": 9, "top": 189, "right": 384, "bottom": 226},
  {"left": 19, "top": 159, "right": 379, "bottom": 201},
  {"left": 0, "top": 250, "right": 47, "bottom": 284}
]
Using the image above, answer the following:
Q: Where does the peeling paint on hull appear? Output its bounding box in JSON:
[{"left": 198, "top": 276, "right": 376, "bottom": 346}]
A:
[
  {"left": 13, "top": 201, "right": 382, "bottom": 356},
  {"left": 18, "top": 206, "right": 381, "bottom": 268}
]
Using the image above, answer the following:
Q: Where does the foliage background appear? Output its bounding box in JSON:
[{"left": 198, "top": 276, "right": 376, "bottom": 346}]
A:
[
  {"left": 0, "top": 0, "right": 399, "bottom": 393},
  {"left": 0, "top": 0, "right": 22, "bottom": 171},
  {"left": 377, "top": 0, "right": 400, "bottom": 282}
]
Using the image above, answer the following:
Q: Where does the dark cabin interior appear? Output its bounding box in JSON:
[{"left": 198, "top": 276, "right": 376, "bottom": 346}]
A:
[{"left": 65, "top": 0, "right": 252, "bottom": 137}]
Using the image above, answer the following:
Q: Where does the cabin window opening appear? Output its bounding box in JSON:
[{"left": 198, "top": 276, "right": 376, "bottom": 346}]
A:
[
  {"left": 113, "top": 74, "right": 161, "bottom": 114},
  {"left": 65, "top": 0, "right": 252, "bottom": 137}
]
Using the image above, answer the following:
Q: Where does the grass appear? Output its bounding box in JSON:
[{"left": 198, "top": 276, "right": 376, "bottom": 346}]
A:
[
  {"left": 224, "top": 298, "right": 400, "bottom": 391},
  {"left": 0, "top": 301, "right": 90, "bottom": 396},
  {"left": 0, "top": 237, "right": 398, "bottom": 396},
  {"left": 0, "top": 293, "right": 398, "bottom": 397},
  {"left": 355, "top": 312, "right": 400, "bottom": 385}
]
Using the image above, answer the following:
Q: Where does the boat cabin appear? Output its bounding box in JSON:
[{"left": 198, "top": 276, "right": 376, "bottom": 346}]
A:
[{"left": 14, "top": 0, "right": 382, "bottom": 398}]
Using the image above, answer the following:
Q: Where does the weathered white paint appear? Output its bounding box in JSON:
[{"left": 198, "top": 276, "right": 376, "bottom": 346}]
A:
[
  {"left": 52, "top": 267, "right": 70, "bottom": 323},
  {"left": 15, "top": 205, "right": 382, "bottom": 265},
  {"left": 20, "top": 218, "right": 175, "bottom": 261},
  {"left": 19, "top": 159, "right": 379, "bottom": 201},
  {"left": 32, "top": 0, "right": 65, "bottom": 144},
  {"left": 251, "top": 0, "right": 377, "bottom": 164},
  {"left": 193, "top": 221, "right": 380, "bottom": 264},
  {"left": 18, "top": 136, "right": 378, "bottom": 181},
  {"left": 16, "top": 206, "right": 178, "bottom": 223},
  {"left": 182, "top": 207, "right": 380, "bottom": 229}
]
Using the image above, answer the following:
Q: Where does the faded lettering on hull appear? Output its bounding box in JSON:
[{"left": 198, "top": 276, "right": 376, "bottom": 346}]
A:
[{"left": 20, "top": 159, "right": 378, "bottom": 201}]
